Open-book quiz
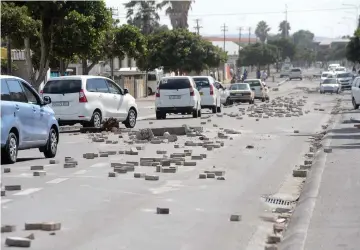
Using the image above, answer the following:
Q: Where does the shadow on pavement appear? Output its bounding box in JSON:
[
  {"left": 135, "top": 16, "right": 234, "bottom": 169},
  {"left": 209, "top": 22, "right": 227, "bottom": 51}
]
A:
[
  {"left": 328, "top": 127, "right": 360, "bottom": 134},
  {"left": 1, "top": 157, "right": 43, "bottom": 165},
  {"left": 331, "top": 142, "right": 360, "bottom": 150}
]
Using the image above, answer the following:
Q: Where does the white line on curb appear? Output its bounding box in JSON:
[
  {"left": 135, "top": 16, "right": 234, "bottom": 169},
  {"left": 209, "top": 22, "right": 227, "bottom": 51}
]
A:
[
  {"left": 13, "top": 188, "right": 42, "bottom": 196},
  {"left": 46, "top": 178, "right": 69, "bottom": 184}
]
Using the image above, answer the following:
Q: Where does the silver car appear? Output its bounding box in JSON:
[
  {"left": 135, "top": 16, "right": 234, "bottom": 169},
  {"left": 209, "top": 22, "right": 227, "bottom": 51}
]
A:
[
  {"left": 336, "top": 72, "right": 353, "bottom": 90},
  {"left": 228, "top": 83, "right": 255, "bottom": 104}
]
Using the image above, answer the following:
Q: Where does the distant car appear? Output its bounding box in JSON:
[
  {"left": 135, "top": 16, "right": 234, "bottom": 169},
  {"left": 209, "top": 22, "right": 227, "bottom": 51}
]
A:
[
  {"left": 1, "top": 75, "right": 59, "bottom": 164},
  {"left": 289, "top": 68, "right": 303, "bottom": 80},
  {"left": 320, "top": 78, "right": 341, "bottom": 94},
  {"left": 214, "top": 81, "right": 230, "bottom": 106},
  {"left": 228, "top": 83, "right": 255, "bottom": 104},
  {"left": 192, "top": 76, "right": 221, "bottom": 113},
  {"left": 41, "top": 75, "right": 138, "bottom": 128},
  {"left": 336, "top": 72, "right": 353, "bottom": 90},
  {"left": 243, "top": 79, "right": 268, "bottom": 101},
  {"left": 351, "top": 76, "right": 360, "bottom": 109},
  {"left": 320, "top": 71, "right": 335, "bottom": 84},
  {"left": 334, "top": 66, "right": 346, "bottom": 73},
  {"left": 155, "top": 76, "right": 201, "bottom": 119}
]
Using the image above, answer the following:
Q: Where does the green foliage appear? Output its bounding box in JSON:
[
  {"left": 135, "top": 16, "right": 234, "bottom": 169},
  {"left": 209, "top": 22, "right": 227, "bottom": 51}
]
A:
[
  {"left": 157, "top": 1, "right": 193, "bottom": 29},
  {"left": 279, "top": 20, "right": 291, "bottom": 38},
  {"left": 268, "top": 38, "right": 296, "bottom": 60},
  {"left": 1, "top": 58, "right": 18, "bottom": 74},
  {"left": 237, "top": 43, "right": 277, "bottom": 67},
  {"left": 346, "top": 29, "right": 360, "bottom": 64},
  {"left": 292, "top": 30, "right": 314, "bottom": 49},
  {"left": 255, "top": 21, "right": 271, "bottom": 43}
]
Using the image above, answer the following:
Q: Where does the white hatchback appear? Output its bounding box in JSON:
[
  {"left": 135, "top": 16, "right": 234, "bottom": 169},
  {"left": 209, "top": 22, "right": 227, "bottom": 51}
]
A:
[
  {"left": 351, "top": 76, "right": 360, "bottom": 109},
  {"left": 192, "top": 76, "right": 221, "bottom": 113},
  {"left": 289, "top": 68, "right": 303, "bottom": 80},
  {"left": 41, "top": 75, "right": 138, "bottom": 128},
  {"left": 155, "top": 76, "right": 201, "bottom": 119}
]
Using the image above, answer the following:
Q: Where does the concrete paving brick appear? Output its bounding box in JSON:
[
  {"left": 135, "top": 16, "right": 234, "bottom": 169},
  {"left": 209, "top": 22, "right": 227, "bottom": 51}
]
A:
[
  {"left": 161, "top": 167, "right": 177, "bottom": 173},
  {"left": 3, "top": 168, "right": 11, "bottom": 173},
  {"left": 1, "top": 225, "right": 16, "bottom": 233},
  {"left": 49, "top": 159, "right": 59, "bottom": 164},
  {"left": 156, "top": 150, "right": 167, "bottom": 154},
  {"left": 161, "top": 160, "right": 171, "bottom": 166},
  {"left": 156, "top": 165, "right": 162, "bottom": 172},
  {"left": 230, "top": 215, "right": 241, "bottom": 221},
  {"left": 293, "top": 169, "right": 307, "bottom": 178},
  {"left": 304, "top": 160, "right": 312, "bottom": 165},
  {"left": 5, "top": 185, "right": 21, "bottom": 191},
  {"left": 171, "top": 153, "right": 185, "bottom": 158},
  {"left": 25, "top": 223, "right": 42, "bottom": 230},
  {"left": 118, "top": 150, "right": 125, "bottom": 154},
  {"left": 1, "top": 190, "right": 5, "bottom": 196},
  {"left": 33, "top": 171, "right": 46, "bottom": 177},
  {"left": 5, "top": 237, "right": 31, "bottom": 247},
  {"left": 199, "top": 173, "right": 207, "bottom": 179},
  {"left": 206, "top": 173, "right": 216, "bottom": 178},
  {"left": 145, "top": 175, "right": 159, "bottom": 181},
  {"left": 174, "top": 144, "right": 180, "bottom": 148},
  {"left": 30, "top": 165, "right": 44, "bottom": 171},
  {"left": 114, "top": 167, "right": 127, "bottom": 174},
  {"left": 267, "top": 234, "right": 282, "bottom": 244},
  {"left": 126, "top": 161, "right": 139, "bottom": 166},
  {"left": 299, "top": 164, "right": 311, "bottom": 170},
  {"left": 200, "top": 153, "right": 207, "bottom": 158},
  {"left": 99, "top": 153, "right": 109, "bottom": 157},
  {"left": 136, "top": 145, "right": 145, "bottom": 150},
  {"left": 106, "top": 151, "right": 117, "bottom": 155},
  {"left": 106, "top": 140, "right": 113, "bottom": 144},
  {"left": 265, "top": 244, "right": 278, "bottom": 250},
  {"left": 205, "top": 170, "right": 225, "bottom": 176},
  {"left": 324, "top": 147, "right": 332, "bottom": 153},
  {"left": 273, "top": 223, "right": 285, "bottom": 233},
  {"left": 41, "top": 222, "right": 61, "bottom": 231},
  {"left": 134, "top": 172, "right": 146, "bottom": 178},
  {"left": 108, "top": 172, "right": 117, "bottom": 177},
  {"left": 140, "top": 161, "right": 153, "bottom": 166},
  {"left": 305, "top": 153, "right": 314, "bottom": 158},
  {"left": 156, "top": 207, "right": 170, "bottom": 214},
  {"left": 191, "top": 155, "right": 203, "bottom": 160},
  {"left": 64, "top": 163, "right": 76, "bottom": 168}
]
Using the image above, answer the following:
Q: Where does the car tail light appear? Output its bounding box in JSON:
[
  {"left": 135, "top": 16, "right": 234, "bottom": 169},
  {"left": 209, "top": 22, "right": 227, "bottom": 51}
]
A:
[
  {"left": 40, "top": 90, "right": 43, "bottom": 98},
  {"left": 79, "top": 89, "right": 88, "bottom": 103},
  {"left": 155, "top": 87, "right": 160, "bottom": 98},
  {"left": 190, "top": 86, "right": 195, "bottom": 96},
  {"left": 210, "top": 84, "right": 214, "bottom": 95}
]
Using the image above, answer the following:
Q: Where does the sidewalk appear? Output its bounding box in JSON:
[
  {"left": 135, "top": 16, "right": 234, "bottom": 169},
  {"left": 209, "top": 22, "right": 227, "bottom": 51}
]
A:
[{"left": 303, "top": 106, "right": 360, "bottom": 249}]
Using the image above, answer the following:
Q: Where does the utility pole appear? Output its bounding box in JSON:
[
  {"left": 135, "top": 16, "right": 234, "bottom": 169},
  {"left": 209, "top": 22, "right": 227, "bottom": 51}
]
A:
[
  {"left": 285, "top": 4, "right": 288, "bottom": 38},
  {"left": 194, "top": 19, "right": 203, "bottom": 35},
  {"left": 107, "top": 7, "right": 119, "bottom": 80},
  {"left": 248, "top": 27, "right": 251, "bottom": 44},
  {"left": 221, "top": 23, "right": 228, "bottom": 82},
  {"left": 237, "top": 27, "right": 243, "bottom": 49}
]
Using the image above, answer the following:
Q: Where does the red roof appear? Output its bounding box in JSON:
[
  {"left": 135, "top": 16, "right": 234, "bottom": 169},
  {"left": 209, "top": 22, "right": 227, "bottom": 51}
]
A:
[{"left": 203, "top": 36, "right": 257, "bottom": 43}]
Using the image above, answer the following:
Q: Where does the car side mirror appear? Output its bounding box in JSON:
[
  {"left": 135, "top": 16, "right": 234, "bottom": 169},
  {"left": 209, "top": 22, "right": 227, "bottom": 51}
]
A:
[
  {"left": 123, "top": 88, "right": 129, "bottom": 95},
  {"left": 42, "top": 96, "right": 51, "bottom": 105}
]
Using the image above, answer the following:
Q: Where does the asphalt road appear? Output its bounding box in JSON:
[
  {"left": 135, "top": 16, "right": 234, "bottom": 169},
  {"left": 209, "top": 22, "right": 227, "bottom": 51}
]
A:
[{"left": 1, "top": 76, "right": 348, "bottom": 250}]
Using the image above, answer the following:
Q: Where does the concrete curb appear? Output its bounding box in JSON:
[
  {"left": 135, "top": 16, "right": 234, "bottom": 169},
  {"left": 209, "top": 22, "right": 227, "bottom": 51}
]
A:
[
  {"left": 277, "top": 78, "right": 289, "bottom": 86},
  {"left": 278, "top": 110, "right": 342, "bottom": 250}
]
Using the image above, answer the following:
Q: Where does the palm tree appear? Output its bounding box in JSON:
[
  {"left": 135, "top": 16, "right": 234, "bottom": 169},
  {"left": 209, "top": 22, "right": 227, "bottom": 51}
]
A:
[
  {"left": 157, "top": 0, "right": 194, "bottom": 29},
  {"left": 255, "top": 21, "right": 271, "bottom": 43},
  {"left": 124, "top": 1, "right": 160, "bottom": 35},
  {"left": 279, "top": 20, "right": 291, "bottom": 38}
]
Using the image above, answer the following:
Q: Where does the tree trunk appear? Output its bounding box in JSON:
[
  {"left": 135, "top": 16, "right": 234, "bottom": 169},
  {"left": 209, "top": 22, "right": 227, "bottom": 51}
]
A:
[
  {"left": 24, "top": 37, "right": 36, "bottom": 85},
  {"left": 7, "top": 37, "right": 12, "bottom": 75},
  {"left": 59, "top": 59, "right": 65, "bottom": 76},
  {"left": 82, "top": 59, "right": 88, "bottom": 75}
]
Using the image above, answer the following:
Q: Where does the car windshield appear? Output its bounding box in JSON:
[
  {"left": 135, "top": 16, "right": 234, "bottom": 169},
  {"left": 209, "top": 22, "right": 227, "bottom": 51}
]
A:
[
  {"left": 159, "top": 78, "right": 191, "bottom": 89},
  {"left": 230, "top": 84, "right": 249, "bottom": 90},
  {"left": 322, "top": 79, "right": 337, "bottom": 84},
  {"left": 321, "top": 74, "right": 329, "bottom": 77},
  {"left": 335, "top": 68, "right": 345, "bottom": 71},
  {"left": 244, "top": 80, "right": 261, "bottom": 87},
  {"left": 291, "top": 68, "right": 301, "bottom": 72},
  {"left": 337, "top": 73, "right": 352, "bottom": 78},
  {"left": 43, "top": 79, "right": 82, "bottom": 94},
  {"left": 193, "top": 78, "right": 210, "bottom": 90}
]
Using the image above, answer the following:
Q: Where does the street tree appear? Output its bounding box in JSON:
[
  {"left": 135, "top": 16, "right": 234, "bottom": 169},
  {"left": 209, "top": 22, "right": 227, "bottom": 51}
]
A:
[
  {"left": 268, "top": 38, "right": 296, "bottom": 61},
  {"left": 346, "top": 29, "right": 360, "bottom": 64},
  {"left": 237, "top": 43, "right": 277, "bottom": 68},
  {"left": 255, "top": 21, "right": 271, "bottom": 43},
  {"left": 292, "top": 30, "right": 315, "bottom": 49},
  {"left": 157, "top": 0, "right": 194, "bottom": 29},
  {"left": 279, "top": 20, "right": 291, "bottom": 38}
]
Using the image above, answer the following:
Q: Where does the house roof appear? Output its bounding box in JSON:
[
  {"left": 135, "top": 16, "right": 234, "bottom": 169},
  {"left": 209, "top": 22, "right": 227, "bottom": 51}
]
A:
[{"left": 210, "top": 41, "right": 241, "bottom": 55}]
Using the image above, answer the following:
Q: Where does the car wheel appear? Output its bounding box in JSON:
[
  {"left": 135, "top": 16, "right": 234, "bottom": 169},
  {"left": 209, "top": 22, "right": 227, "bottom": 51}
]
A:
[
  {"left": 300, "top": 78, "right": 303, "bottom": 80},
  {"left": 124, "top": 108, "right": 137, "bottom": 128},
  {"left": 2, "top": 132, "right": 18, "bottom": 164},
  {"left": 90, "top": 111, "right": 102, "bottom": 128},
  {"left": 198, "top": 108, "right": 202, "bottom": 117},
  {"left": 216, "top": 105, "right": 221, "bottom": 113},
  {"left": 43, "top": 128, "right": 58, "bottom": 158},
  {"left": 352, "top": 97, "right": 359, "bottom": 109},
  {"left": 156, "top": 111, "right": 162, "bottom": 120},
  {"left": 212, "top": 105, "right": 217, "bottom": 113},
  {"left": 192, "top": 106, "right": 199, "bottom": 118},
  {"left": 261, "top": 97, "right": 265, "bottom": 102}
]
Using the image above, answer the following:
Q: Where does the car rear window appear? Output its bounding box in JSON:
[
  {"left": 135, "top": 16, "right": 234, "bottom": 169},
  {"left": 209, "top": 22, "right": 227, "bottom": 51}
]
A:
[
  {"left": 159, "top": 78, "right": 191, "bottom": 90},
  {"left": 43, "top": 79, "right": 82, "bottom": 94},
  {"left": 244, "top": 80, "right": 261, "bottom": 87},
  {"left": 193, "top": 78, "right": 210, "bottom": 89},
  {"left": 230, "top": 84, "right": 249, "bottom": 90},
  {"left": 337, "top": 73, "right": 352, "bottom": 78},
  {"left": 321, "top": 74, "right": 329, "bottom": 77},
  {"left": 291, "top": 68, "right": 301, "bottom": 72},
  {"left": 323, "top": 79, "right": 337, "bottom": 84}
]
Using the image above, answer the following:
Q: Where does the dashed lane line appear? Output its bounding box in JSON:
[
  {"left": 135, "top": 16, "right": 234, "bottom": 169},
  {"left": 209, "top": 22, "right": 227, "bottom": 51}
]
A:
[{"left": 46, "top": 178, "right": 69, "bottom": 184}]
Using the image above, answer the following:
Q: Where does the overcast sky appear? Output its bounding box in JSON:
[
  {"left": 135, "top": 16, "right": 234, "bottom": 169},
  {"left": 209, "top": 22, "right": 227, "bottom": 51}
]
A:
[{"left": 105, "top": 0, "right": 359, "bottom": 38}]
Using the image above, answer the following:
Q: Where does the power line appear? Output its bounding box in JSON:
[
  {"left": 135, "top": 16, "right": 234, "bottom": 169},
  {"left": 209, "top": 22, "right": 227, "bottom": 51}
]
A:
[
  {"left": 194, "top": 19, "right": 203, "bottom": 35},
  {"left": 115, "top": 7, "right": 354, "bottom": 18},
  {"left": 221, "top": 23, "right": 228, "bottom": 82}
]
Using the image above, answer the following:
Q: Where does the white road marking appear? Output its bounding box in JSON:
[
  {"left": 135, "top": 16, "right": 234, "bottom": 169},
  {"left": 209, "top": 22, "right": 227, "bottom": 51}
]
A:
[
  {"left": 1, "top": 199, "right": 12, "bottom": 204},
  {"left": 46, "top": 178, "right": 69, "bottom": 184},
  {"left": 73, "top": 170, "right": 87, "bottom": 175},
  {"left": 89, "top": 163, "right": 109, "bottom": 168},
  {"left": 13, "top": 188, "right": 42, "bottom": 196}
]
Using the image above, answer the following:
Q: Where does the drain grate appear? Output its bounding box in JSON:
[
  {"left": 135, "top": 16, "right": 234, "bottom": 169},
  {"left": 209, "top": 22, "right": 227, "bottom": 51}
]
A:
[{"left": 261, "top": 195, "right": 296, "bottom": 207}]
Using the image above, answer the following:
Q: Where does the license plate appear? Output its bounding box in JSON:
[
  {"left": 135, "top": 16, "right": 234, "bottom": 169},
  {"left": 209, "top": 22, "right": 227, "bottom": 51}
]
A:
[
  {"left": 52, "top": 101, "right": 69, "bottom": 107},
  {"left": 169, "top": 95, "right": 181, "bottom": 99},
  {"left": 236, "top": 93, "right": 243, "bottom": 96},
  {"left": 200, "top": 92, "right": 203, "bottom": 96}
]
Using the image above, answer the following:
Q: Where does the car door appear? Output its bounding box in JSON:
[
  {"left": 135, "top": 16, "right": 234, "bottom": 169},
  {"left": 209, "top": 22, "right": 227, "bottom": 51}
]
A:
[
  {"left": 1, "top": 79, "right": 16, "bottom": 146},
  {"left": 20, "top": 81, "right": 48, "bottom": 143},
  {"left": 354, "top": 78, "right": 360, "bottom": 102},
  {"left": 106, "top": 79, "right": 127, "bottom": 121},
  {"left": 86, "top": 78, "right": 113, "bottom": 118},
  {"left": 6, "top": 79, "right": 34, "bottom": 145}
]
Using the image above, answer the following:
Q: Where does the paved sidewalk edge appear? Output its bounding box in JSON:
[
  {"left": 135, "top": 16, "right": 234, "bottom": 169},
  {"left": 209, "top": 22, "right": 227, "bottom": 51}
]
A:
[
  {"left": 278, "top": 109, "right": 343, "bottom": 250},
  {"left": 277, "top": 78, "right": 289, "bottom": 86}
]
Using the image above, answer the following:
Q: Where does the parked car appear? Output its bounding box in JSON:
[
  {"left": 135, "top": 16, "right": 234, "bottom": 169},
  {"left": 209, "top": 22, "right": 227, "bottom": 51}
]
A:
[
  {"left": 336, "top": 72, "right": 353, "bottom": 90},
  {"left": 289, "top": 68, "right": 303, "bottom": 80},
  {"left": 192, "top": 76, "right": 221, "bottom": 113},
  {"left": 228, "top": 83, "right": 255, "bottom": 104},
  {"left": 1, "top": 75, "right": 59, "bottom": 164},
  {"left": 334, "top": 66, "right": 346, "bottom": 73},
  {"left": 155, "top": 76, "right": 201, "bottom": 119},
  {"left": 320, "top": 71, "right": 334, "bottom": 84},
  {"left": 351, "top": 76, "right": 360, "bottom": 109},
  {"left": 214, "top": 81, "right": 230, "bottom": 106},
  {"left": 41, "top": 76, "right": 138, "bottom": 128},
  {"left": 243, "top": 79, "right": 268, "bottom": 101},
  {"left": 320, "top": 78, "right": 341, "bottom": 94}
]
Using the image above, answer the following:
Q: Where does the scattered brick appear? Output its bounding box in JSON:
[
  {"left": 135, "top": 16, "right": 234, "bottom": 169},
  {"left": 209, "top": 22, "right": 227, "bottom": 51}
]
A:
[
  {"left": 64, "top": 163, "right": 76, "bottom": 168},
  {"left": 324, "top": 148, "right": 332, "bottom": 153},
  {"left": 5, "top": 185, "right": 21, "bottom": 191},
  {"left": 293, "top": 130, "right": 299, "bottom": 133},
  {"left": 30, "top": 165, "right": 44, "bottom": 171},
  {"left": 145, "top": 175, "right": 159, "bottom": 181},
  {"left": 99, "top": 153, "right": 109, "bottom": 157},
  {"left": 246, "top": 145, "right": 254, "bottom": 149},
  {"left": 230, "top": 215, "right": 241, "bottom": 222},
  {"left": 5, "top": 237, "right": 31, "bottom": 247},
  {"left": 265, "top": 245, "right": 278, "bottom": 250},
  {"left": 134, "top": 172, "right": 146, "bottom": 178},
  {"left": 184, "top": 161, "right": 197, "bottom": 166},
  {"left": 25, "top": 233, "right": 35, "bottom": 240},
  {"left": 156, "top": 207, "right": 170, "bottom": 214},
  {"left": 156, "top": 150, "right": 167, "bottom": 154},
  {"left": 25, "top": 223, "right": 42, "bottom": 230},
  {"left": 217, "top": 176, "right": 226, "bottom": 180},
  {"left": 3, "top": 168, "right": 11, "bottom": 173},
  {"left": 273, "top": 223, "right": 285, "bottom": 233},
  {"left": 199, "top": 173, "right": 207, "bottom": 179},
  {"left": 206, "top": 173, "right": 216, "bottom": 178},
  {"left": 41, "top": 222, "right": 61, "bottom": 231},
  {"left": 33, "top": 171, "right": 46, "bottom": 177},
  {"left": 267, "top": 234, "right": 282, "bottom": 244},
  {"left": 1, "top": 225, "right": 16, "bottom": 233},
  {"left": 1, "top": 190, "right": 5, "bottom": 196},
  {"left": 304, "top": 160, "right": 312, "bottom": 165},
  {"left": 114, "top": 167, "right": 127, "bottom": 174},
  {"left": 191, "top": 155, "right": 203, "bottom": 160},
  {"left": 108, "top": 172, "right": 117, "bottom": 177}
]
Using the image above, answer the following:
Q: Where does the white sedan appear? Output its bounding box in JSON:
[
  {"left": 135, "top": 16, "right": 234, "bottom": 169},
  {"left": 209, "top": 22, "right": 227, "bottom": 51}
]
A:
[{"left": 320, "top": 78, "right": 341, "bottom": 94}]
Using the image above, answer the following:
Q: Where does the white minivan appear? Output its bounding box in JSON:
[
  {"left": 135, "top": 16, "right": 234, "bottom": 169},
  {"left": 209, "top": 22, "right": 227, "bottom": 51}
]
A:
[
  {"left": 41, "top": 75, "right": 138, "bottom": 128},
  {"left": 351, "top": 77, "right": 360, "bottom": 109},
  {"left": 192, "top": 76, "right": 221, "bottom": 113},
  {"left": 155, "top": 76, "right": 201, "bottom": 119}
]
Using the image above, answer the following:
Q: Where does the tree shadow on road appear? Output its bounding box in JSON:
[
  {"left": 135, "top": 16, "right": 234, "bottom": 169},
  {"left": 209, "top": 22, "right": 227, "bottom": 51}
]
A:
[
  {"left": 1, "top": 157, "right": 43, "bottom": 165},
  {"left": 331, "top": 142, "right": 360, "bottom": 150},
  {"left": 328, "top": 127, "right": 360, "bottom": 134}
]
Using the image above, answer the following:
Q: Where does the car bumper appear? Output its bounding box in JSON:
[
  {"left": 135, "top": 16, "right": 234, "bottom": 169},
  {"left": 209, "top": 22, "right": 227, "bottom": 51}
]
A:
[
  {"left": 341, "top": 84, "right": 351, "bottom": 90},
  {"left": 321, "top": 88, "right": 339, "bottom": 93},
  {"left": 229, "top": 95, "right": 252, "bottom": 101},
  {"left": 56, "top": 114, "right": 92, "bottom": 125},
  {"left": 156, "top": 106, "right": 194, "bottom": 114}
]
